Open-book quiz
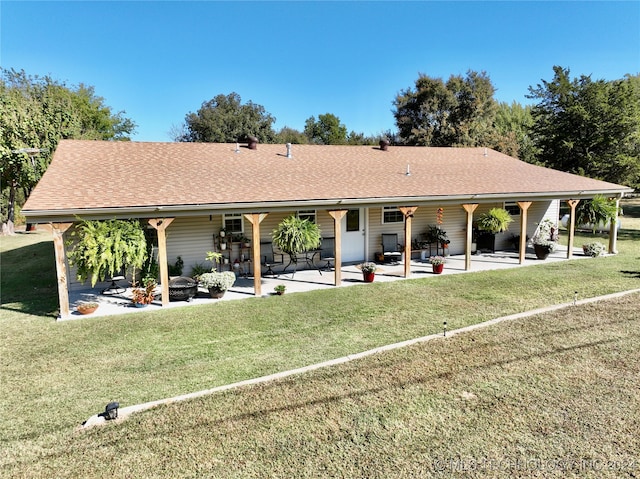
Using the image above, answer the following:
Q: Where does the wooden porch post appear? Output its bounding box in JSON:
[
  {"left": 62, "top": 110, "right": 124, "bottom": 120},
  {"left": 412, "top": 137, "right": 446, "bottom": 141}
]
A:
[
  {"left": 148, "top": 218, "right": 174, "bottom": 307},
  {"left": 517, "top": 201, "right": 532, "bottom": 264},
  {"left": 244, "top": 213, "right": 268, "bottom": 296},
  {"left": 566, "top": 200, "right": 580, "bottom": 259},
  {"left": 462, "top": 204, "right": 479, "bottom": 271},
  {"left": 608, "top": 197, "right": 620, "bottom": 254},
  {"left": 399, "top": 207, "right": 418, "bottom": 278},
  {"left": 328, "top": 210, "right": 347, "bottom": 286},
  {"left": 51, "top": 222, "right": 73, "bottom": 320}
]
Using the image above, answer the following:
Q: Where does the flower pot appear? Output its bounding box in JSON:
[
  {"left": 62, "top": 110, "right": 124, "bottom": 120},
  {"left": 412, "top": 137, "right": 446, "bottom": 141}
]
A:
[
  {"left": 133, "top": 302, "right": 147, "bottom": 308},
  {"left": 432, "top": 264, "right": 444, "bottom": 274},
  {"left": 533, "top": 244, "right": 551, "bottom": 260},
  {"left": 77, "top": 304, "right": 98, "bottom": 315},
  {"left": 208, "top": 287, "right": 226, "bottom": 299},
  {"left": 363, "top": 272, "right": 375, "bottom": 283}
]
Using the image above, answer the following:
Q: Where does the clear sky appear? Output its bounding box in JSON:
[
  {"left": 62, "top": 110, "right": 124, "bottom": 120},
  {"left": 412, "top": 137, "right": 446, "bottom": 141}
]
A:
[{"left": 2, "top": 1, "right": 639, "bottom": 142}]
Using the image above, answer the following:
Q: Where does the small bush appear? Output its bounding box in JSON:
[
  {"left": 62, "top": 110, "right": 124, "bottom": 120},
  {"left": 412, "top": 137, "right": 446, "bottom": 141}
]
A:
[{"left": 582, "top": 241, "right": 606, "bottom": 257}]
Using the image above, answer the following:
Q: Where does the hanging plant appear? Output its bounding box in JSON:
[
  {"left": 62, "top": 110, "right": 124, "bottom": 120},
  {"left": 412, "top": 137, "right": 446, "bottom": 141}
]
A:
[
  {"left": 477, "top": 208, "right": 513, "bottom": 234},
  {"left": 576, "top": 195, "right": 618, "bottom": 234},
  {"left": 272, "top": 215, "right": 322, "bottom": 256},
  {"left": 67, "top": 218, "right": 148, "bottom": 287}
]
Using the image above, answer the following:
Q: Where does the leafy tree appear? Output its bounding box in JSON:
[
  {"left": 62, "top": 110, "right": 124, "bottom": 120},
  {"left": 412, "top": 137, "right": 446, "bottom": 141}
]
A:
[
  {"left": 304, "top": 113, "right": 348, "bottom": 145},
  {"left": 393, "top": 70, "right": 498, "bottom": 147},
  {"left": 276, "top": 126, "right": 308, "bottom": 144},
  {"left": 179, "top": 92, "right": 277, "bottom": 144},
  {"left": 575, "top": 195, "right": 619, "bottom": 233},
  {"left": 0, "top": 68, "right": 136, "bottom": 230},
  {"left": 527, "top": 66, "right": 640, "bottom": 188},
  {"left": 493, "top": 101, "right": 537, "bottom": 163}
]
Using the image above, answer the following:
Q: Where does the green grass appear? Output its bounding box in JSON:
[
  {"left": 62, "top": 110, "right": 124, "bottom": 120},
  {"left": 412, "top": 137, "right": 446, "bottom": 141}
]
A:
[{"left": 1, "top": 206, "right": 640, "bottom": 477}]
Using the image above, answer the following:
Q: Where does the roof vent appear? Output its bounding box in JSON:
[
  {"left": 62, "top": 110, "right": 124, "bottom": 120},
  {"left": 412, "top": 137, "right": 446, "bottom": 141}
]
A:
[
  {"left": 406, "top": 164, "right": 411, "bottom": 176},
  {"left": 286, "top": 143, "right": 292, "bottom": 158},
  {"left": 247, "top": 136, "right": 258, "bottom": 150},
  {"left": 379, "top": 139, "right": 390, "bottom": 151}
]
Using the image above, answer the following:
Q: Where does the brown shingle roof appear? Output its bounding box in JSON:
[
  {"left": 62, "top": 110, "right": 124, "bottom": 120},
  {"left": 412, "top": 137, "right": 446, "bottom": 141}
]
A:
[{"left": 23, "top": 140, "right": 631, "bottom": 217}]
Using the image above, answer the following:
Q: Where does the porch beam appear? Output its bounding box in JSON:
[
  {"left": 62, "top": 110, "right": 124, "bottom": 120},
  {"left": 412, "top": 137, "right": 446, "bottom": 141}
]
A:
[
  {"left": 148, "top": 218, "right": 174, "bottom": 307},
  {"left": 608, "top": 197, "right": 620, "bottom": 254},
  {"left": 566, "top": 200, "right": 580, "bottom": 259},
  {"left": 399, "top": 207, "right": 418, "bottom": 278},
  {"left": 517, "top": 201, "right": 532, "bottom": 264},
  {"left": 244, "top": 213, "right": 268, "bottom": 296},
  {"left": 328, "top": 210, "right": 348, "bottom": 286},
  {"left": 462, "top": 204, "right": 479, "bottom": 271},
  {"left": 51, "top": 222, "right": 73, "bottom": 320}
]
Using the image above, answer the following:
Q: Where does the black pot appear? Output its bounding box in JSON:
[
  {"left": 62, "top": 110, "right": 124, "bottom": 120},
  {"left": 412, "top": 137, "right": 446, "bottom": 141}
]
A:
[
  {"left": 533, "top": 244, "right": 551, "bottom": 260},
  {"left": 208, "top": 287, "right": 226, "bottom": 299}
]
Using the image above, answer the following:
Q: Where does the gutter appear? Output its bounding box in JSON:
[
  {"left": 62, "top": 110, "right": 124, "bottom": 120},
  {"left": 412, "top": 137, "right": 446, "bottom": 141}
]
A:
[{"left": 22, "top": 188, "right": 632, "bottom": 223}]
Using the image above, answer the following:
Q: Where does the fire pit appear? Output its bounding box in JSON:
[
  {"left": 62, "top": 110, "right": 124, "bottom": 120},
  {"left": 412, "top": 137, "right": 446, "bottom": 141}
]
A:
[{"left": 168, "top": 276, "right": 198, "bottom": 302}]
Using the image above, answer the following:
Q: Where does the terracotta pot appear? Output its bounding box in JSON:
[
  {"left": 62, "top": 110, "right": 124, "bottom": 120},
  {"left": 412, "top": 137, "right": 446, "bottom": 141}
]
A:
[
  {"left": 363, "top": 272, "right": 375, "bottom": 283},
  {"left": 208, "top": 287, "right": 226, "bottom": 299},
  {"left": 432, "top": 264, "right": 444, "bottom": 274},
  {"left": 77, "top": 304, "right": 98, "bottom": 315}
]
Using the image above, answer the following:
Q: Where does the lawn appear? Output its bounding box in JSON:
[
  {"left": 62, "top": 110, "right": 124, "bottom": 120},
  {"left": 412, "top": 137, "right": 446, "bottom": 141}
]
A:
[{"left": 1, "top": 202, "right": 639, "bottom": 478}]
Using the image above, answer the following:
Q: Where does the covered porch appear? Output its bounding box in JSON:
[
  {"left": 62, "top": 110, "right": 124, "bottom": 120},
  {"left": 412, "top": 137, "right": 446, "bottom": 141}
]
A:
[{"left": 68, "top": 245, "right": 589, "bottom": 319}]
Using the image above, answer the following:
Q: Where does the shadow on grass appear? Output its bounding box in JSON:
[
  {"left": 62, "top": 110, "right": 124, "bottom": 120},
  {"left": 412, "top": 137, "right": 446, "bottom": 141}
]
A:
[{"left": 0, "top": 238, "right": 58, "bottom": 318}]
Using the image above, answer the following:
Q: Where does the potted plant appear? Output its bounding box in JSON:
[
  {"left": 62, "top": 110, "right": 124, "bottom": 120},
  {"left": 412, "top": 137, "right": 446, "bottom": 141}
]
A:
[
  {"left": 424, "top": 225, "right": 450, "bottom": 254},
  {"left": 272, "top": 215, "right": 322, "bottom": 267},
  {"left": 582, "top": 241, "right": 606, "bottom": 257},
  {"left": 576, "top": 195, "right": 619, "bottom": 234},
  {"left": 274, "top": 284, "right": 286, "bottom": 295},
  {"left": 477, "top": 208, "right": 513, "bottom": 234},
  {"left": 429, "top": 255, "right": 446, "bottom": 274},
  {"left": 530, "top": 218, "right": 559, "bottom": 260},
  {"left": 199, "top": 271, "right": 236, "bottom": 298},
  {"left": 476, "top": 208, "right": 513, "bottom": 253},
  {"left": 76, "top": 301, "right": 99, "bottom": 315},
  {"left": 67, "top": 218, "right": 147, "bottom": 287},
  {"left": 131, "top": 278, "right": 157, "bottom": 307},
  {"left": 360, "top": 262, "right": 377, "bottom": 282}
]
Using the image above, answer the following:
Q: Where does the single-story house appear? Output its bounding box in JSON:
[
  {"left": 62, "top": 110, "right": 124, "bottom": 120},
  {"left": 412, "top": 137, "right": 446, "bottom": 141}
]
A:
[{"left": 22, "top": 139, "right": 633, "bottom": 319}]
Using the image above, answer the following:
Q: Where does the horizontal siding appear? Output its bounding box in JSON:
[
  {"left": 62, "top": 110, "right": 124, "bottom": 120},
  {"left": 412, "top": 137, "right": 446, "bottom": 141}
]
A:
[{"left": 65, "top": 200, "right": 561, "bottom": 291}]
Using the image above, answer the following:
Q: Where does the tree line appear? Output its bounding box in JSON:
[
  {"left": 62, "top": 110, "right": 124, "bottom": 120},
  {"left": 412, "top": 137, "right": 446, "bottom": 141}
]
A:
[{"left": 2, "top": 66, "right": 639, "bottom": 230}]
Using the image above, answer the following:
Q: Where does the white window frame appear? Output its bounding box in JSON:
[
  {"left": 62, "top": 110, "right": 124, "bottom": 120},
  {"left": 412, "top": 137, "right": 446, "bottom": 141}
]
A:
[
  {"left": 382, "top": 206, "right": 404, "bottom": 224},
  {"left": 223, "top": 213, "right": 244, "bottom": 234}
]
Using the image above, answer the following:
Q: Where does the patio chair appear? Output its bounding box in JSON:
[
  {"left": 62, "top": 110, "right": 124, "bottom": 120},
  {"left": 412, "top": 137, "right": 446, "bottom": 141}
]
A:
[
  {"left": 261, "top": 241, "right": 285, "bottom": 277},
  {"left": 381, "top": 233, "right": 402, "bottom": 264},
  {"left": 318, "top": 237, "right": 335, "bottom": 271}
]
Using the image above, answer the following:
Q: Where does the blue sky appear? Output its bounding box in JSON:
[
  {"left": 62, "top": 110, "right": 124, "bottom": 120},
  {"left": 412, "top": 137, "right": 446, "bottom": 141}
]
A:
[{"left": 2, "top": 1, "right": 639, "bottom": 142}]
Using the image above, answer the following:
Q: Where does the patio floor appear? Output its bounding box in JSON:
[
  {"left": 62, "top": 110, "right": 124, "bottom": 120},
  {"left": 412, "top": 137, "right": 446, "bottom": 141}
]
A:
[{"left": 68, "top": 246, "right": 588, "bottom": 319}]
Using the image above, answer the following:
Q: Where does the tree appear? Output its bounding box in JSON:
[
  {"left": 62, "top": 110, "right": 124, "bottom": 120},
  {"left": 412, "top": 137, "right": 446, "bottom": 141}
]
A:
[
  {"left": 178, "top": 92, "right": 277, "bottom": 144},
  {"left": 0, "top": 68, "right": 136, "bottom": 231},
  {"left": 527, "top": 66, "right": 640, "bottom": 188},
  {"left": 276, "top": 126, "right": 308, "bottom": 144},
  {"left": 493, "top": 101, "right": 537, "bottom": 163},
  {"left": 304, "top": 113, "right": 348, "bottom": 145},
  {"left": 393, "top": 70, "right": 498, "bottom": 147}
]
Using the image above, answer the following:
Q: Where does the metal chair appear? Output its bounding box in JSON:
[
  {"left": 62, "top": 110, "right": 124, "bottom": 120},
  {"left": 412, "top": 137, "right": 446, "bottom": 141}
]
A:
[
  {"left": 318, "top": 237, "right": 335, "bottom": 271},
  {"left": 381, "top": 233, "right": 402, "bottom": 264}
]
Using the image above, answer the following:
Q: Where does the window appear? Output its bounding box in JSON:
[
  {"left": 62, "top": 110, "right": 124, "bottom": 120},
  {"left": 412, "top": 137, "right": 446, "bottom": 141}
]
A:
[
  {"left": 298, "top": 210, "right": 317, "bottom": 223},
  {"left": 346, "top": 209, "right": 360, "bottom": 232},
  {"left": 382, "top": 207, "right": 404, "bottom": 224},
  {"left": 223, "top": 213, "right": 244, "bottom": 234},
  {"left": 504, "top": 202, "right": 521, "bottom": 216}
]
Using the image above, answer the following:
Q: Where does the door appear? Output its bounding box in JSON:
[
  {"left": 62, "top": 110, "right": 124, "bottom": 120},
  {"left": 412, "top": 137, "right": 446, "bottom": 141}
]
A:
[{"left": 341, "top": 208, "right": 365, "bottom": 263}]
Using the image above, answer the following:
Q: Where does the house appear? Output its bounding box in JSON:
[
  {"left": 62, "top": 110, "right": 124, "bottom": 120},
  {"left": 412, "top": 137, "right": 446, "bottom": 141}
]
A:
[{"left": 22, "top": 139, "right": 633, "bottom": 319}]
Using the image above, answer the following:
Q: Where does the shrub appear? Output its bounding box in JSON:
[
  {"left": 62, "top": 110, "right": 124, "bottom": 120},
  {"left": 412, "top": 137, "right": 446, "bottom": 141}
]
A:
[{"left": 582, "top": 241, "right": 606, "bottom": 257}]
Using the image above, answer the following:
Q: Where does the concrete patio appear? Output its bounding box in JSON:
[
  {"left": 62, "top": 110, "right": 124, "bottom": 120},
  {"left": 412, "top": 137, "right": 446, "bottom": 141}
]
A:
[{"left": 68, "top": 246, "right": 589, "bottom": 319}]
